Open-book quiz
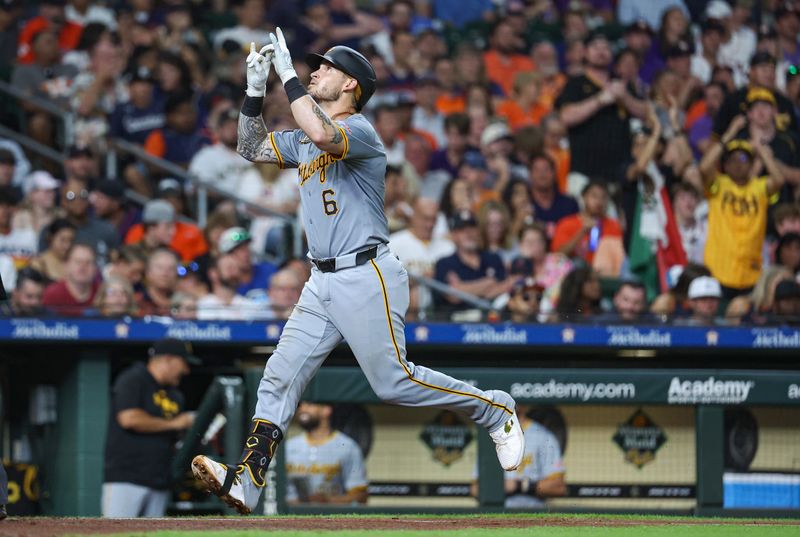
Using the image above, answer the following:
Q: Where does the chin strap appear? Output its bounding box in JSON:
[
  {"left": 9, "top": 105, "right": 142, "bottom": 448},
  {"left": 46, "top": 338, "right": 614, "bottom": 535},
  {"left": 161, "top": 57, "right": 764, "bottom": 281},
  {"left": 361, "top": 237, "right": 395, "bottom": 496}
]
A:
[{"left": 233, "top": 419, "right": 284, "bottom": 488}]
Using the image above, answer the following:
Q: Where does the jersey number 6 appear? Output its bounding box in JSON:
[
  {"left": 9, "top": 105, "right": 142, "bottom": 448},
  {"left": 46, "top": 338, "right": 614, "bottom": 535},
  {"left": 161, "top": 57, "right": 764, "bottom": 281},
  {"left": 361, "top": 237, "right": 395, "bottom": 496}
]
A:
[{"left": 322, "top": 189, "right": 338, "bottom": 215}]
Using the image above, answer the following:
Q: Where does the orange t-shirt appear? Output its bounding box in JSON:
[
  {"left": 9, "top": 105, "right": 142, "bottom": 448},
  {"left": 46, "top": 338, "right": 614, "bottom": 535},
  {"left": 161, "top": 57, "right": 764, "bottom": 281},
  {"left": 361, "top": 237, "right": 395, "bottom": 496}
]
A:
[
  {"left": 482, "top": 50, "right": 535, "bottom": 97},
  {"left": 124, "top": 221, "right": 208, "bottom": 263},
  {"left": 496, "top": 99, "right": 549, "bottom": 130},
  {"left": 546, "top": 147, "right": 571, "bottom": 194},
  {"left": 550, "top": 215, "right": 622, "bottom": 265},
  {"left": 435, "top": 92, "right": 466, "bottom": 115},
  {"left": 144, "top": 130, "right": 167, "bottom": 159},
  {"left": 17, "top": 17, "right": 82, "bottom": 64}
]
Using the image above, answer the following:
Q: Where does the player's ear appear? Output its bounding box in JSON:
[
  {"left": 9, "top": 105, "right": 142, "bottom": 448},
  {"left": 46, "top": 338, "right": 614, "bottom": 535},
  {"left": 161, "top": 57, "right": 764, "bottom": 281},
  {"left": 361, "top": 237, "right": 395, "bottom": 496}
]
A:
[{"left": 343, "top": 77, "right": 358, "bottom": 93}]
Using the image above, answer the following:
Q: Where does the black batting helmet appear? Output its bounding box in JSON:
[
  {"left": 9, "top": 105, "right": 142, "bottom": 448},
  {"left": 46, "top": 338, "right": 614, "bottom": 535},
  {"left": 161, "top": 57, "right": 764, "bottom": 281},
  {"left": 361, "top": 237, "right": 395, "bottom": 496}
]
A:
[{"left": 306, "top": 46, "right": 377, "bottom": 111}]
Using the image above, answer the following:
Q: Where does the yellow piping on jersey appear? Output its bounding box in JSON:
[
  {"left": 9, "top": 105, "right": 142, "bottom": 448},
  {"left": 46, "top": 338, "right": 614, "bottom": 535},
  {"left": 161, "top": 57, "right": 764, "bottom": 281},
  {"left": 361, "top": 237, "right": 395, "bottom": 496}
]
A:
[
  {"left": 269, "top": 132, "right": 284, "bottom": 169},
  {"left": 369, "top": 259, "right": 512, "bottom": 416}
]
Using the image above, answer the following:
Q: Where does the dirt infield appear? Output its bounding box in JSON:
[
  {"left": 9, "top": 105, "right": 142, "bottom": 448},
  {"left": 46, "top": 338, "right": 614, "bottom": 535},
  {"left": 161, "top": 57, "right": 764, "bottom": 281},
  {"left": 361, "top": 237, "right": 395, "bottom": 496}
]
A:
[{"left": 2, "top": 516, "right": 800, "bottom": 536}]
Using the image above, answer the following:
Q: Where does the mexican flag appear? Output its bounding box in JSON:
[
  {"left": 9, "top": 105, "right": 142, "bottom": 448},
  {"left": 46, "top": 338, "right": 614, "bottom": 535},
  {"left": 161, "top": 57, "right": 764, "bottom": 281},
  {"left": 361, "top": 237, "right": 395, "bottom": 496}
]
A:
[{"left": 628, "top": 163, "right": 687, "bottom": 301}]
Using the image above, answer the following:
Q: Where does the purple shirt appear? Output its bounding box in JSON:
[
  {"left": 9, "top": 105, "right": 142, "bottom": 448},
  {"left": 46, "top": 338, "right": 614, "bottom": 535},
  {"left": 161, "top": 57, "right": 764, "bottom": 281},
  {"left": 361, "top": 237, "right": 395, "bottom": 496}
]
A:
[{"left": 688, "top": 114, "right": 713, "bottom": 160}]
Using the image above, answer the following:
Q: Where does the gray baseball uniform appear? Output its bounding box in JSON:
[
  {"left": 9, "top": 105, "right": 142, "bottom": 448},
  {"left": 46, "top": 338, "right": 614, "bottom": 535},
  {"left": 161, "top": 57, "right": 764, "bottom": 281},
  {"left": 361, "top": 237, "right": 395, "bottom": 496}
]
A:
[
  {"left": 285, "top": 431, "right": 367, "bottom": 502},
  {"left": 252, "top": 114, "right": 515, "bottom": 434},
  {"left": 504, "top": 422, "right": 564, "bottom": 508}
]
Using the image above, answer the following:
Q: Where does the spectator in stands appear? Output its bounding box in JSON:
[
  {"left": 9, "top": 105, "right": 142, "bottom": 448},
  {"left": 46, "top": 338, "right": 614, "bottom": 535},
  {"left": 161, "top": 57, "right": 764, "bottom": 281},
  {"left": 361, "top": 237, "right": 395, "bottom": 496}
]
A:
[
  {"left": 63, "top": 145, "right": 98, "bottom": 184},
  {"left": 650, "top": 262, "right": 711, "bottom": 317},
  {"left": 725, "top": 265, "right": 794, "bottom": 324},
  {"left": 11, "top": 28, "right": 78, "bottom": 149},
  {"left": 714, "top": 52, "right": 798, "bottom": 139},
  {"left": 196, "top": 254, "right": 259, "bottom": 321},
  {"left": 125, "top": 199, "right": 206, "bottom": 264},
  {"left": 93, "top": 276, "right": 137, "bottom": 317},
  {"left": 530, "top": 41, "right": 566, "bottom": 112},
  {"left": 390, "top": 198, "right": 454, "bottom": 316},
  {"left": 528, "top": 154, "right": 579, "bottom": 235},
  {"left": 506, "top": 277, "right": 542, "bottom": 323},
  {"left": 373, "top": 104, "right": 405, "bottom": 166},
  {"left": 170, "top": 292, "right": 198, "bottom": 320},
  {"left": 110, "top": 66, "right": 165, "bottom": 145},
  {"left": 105, "top": 245, "right": 147, "bottom": 292},
  {"left": 672, "top": 183, "right": 707, "bottom": 266},
  {"left": 0, "top": 185, "right": 37, "bottom": 266},
  {"left": 286, "top": 401, "right": 368, "bottom": 505},
  {"left": 90, "top": 180, "right": 139, "bottom": 244},
  {"left": 137, "top": 247, "right": 179, "bottom": 316},
  {"left": 263, "top": 268, "right": 303, "bottom": 321},
  {"left": 776, "top": 232, "right": 800, "bottom": 276},
  {"left": 496, "top": 72, "right": 548, "bottom": 131},
  {"left": 502, "top": 179, "right": 535, "bottom": 244},
  {"left": 9, "top": 267, "right": 46, "bottom": 316},
  {"left": 411, "top": 76, "right": 446, "bottom": 149},
  {"left": 598, "top": 280, "right": 650, "bottom": 323},
  {"left": 681, "top": 275, "right": 723, "bottom": 325},
  {"left": 482, "top": 18, "right": 534, "bottom": 98},
  {"left": 699, "top": 124, "right": 784, "bottom": 298},
  {"left": 42, "top": 242, "right": 99, "bottom": 316},
  {"left": 71, "top": 32, "right": 127, "bottom": 147},
  {"left": 384, "top": 165, "right": 414, "bottom": 233},
  {"left": 775, "top": 2, "right": 800, "bottom": 66},
  {"left": 0, "top": 151, "right": 21, "bottom": 200},
  {"left": 102, "top": 338, "right": 197, "bottom": 518},
  {"left": 13, "top": 170, "right": 60, "bottom": 236},
  {"left": 688, "top": 82, "right": 727, "bottom": 159},
  {"left": 502, "top": 405, "right": 566, "bottom": 508},
  {"left": 551, "top": 181, "right": 622, "bottom": 267},
  {"left": 555, "top": 266, "right": 602, "bottom": 321},
  {"left": 218, "top": 227, "right": 275, "bottom": 301},
  {"left": 143, "top": 92, "right": 210, "bottom": 169},
  {"left": 212, "top": 0, "right": 270, "bottom": 52},
  {"left": 30, "top": 218, "right": 75, "bottom": 283},
  {"left": 429, "top": 113, "right": 472, "bottom": 180},
  {"left": 691, "top": 20, "right": 725, "bottom": 84},
  {"left": 510, "top": 223, "right": 573, "bottom": 295},
  {"left": 17, "top": 0, "right": 81, "bottom": 65},
  {"left": 434, "top": 211, "right": 516, "bottom": 313},
  {"left": 477, "top": 201, "right": 514, "bottom": 266},
  {"left": 60, "top": 176, "right": 118, "bottom": 264},
  {"left": 557, "top": 30, "right": 646, "bottom": 184},
  {"left": 617, "top": 0, "right": 689, "bottom": 31},
  {"left": 188, "top": 105, "right": 264, "bottom": 207},
  {"left": 771, "top": 280, "right": 800, "bottom": 323}
]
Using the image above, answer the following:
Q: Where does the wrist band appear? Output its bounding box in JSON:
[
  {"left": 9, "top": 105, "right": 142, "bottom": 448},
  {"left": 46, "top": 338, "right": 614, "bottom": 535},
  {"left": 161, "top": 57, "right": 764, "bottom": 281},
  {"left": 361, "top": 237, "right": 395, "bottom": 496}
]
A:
[
  {"left": 284, "top": 77, "right": 308, "bottom": 104},
  {"left": 241, "top": 95, "right": 263, "bottom": 117}
]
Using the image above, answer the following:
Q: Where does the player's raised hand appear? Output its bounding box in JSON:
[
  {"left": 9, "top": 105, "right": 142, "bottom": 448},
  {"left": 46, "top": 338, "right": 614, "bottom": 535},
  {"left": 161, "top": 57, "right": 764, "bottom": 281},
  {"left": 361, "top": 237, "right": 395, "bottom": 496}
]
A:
[
  {"left": 245, "top": 42, "right": 274, "bottom": 97},
  {"left": 270, "top": 27, "right": 298, "bottom": 84}
]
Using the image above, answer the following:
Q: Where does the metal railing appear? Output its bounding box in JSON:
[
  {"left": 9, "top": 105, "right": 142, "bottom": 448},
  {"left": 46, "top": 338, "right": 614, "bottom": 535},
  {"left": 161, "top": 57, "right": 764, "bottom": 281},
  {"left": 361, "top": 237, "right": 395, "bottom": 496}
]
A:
[{"left": 0, "top": 79, "right": 75, "bottom": 149}]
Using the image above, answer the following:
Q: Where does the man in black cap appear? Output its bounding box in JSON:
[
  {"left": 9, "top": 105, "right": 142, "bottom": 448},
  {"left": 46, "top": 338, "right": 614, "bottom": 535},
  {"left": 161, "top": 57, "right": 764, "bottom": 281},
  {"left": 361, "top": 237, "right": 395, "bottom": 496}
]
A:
[
  {"left": 63, "top": 144, "right": 98, "bottom": 184},
  {"left": 433, "top": 210, "right": 516, "bottom": 312},
  {"left": 714, "top": 51, "right": 799, "bottom": 136},
  {"left": 102, "top": 338, "right": 198, "bottom": 518},
  {"left": 556, "top": 30, "right": 647, "bottom": 183},
  {"left": 91, "top": 179, "right": 140, "bottom": 243}
]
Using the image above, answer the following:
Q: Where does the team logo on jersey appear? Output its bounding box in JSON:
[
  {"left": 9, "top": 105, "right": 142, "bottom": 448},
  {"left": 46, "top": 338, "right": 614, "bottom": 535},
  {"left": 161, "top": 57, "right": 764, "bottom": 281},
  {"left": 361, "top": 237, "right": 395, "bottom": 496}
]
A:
[
  {"left": 612, "top": 409, "right": 666, "bottom": 469},
  {"left": 420, "top": 411, "right": 473, "bottom": 466},
  {"left": 298, "top": 152, "right": 338, "bottom": 185}
]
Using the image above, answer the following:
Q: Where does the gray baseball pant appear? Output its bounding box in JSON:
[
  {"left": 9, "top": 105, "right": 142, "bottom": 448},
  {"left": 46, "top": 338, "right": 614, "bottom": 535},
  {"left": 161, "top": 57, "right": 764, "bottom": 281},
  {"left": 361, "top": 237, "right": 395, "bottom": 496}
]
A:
[
  {"left": 101, "top": 482, "right": 169, "bottom": 518},
  {"left": 254, "top": 245, "right": 514, "bottom": 432}
]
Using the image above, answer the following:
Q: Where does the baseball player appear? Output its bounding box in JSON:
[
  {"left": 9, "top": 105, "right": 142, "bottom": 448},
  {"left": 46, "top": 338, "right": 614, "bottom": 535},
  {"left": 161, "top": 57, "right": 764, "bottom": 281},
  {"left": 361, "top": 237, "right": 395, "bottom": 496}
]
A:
[
  {"left": 192, "top": 29, "right": 524, "bottom": 515},
  {"left": 285, "top": 402, "right": 368, "bottom": 504}
]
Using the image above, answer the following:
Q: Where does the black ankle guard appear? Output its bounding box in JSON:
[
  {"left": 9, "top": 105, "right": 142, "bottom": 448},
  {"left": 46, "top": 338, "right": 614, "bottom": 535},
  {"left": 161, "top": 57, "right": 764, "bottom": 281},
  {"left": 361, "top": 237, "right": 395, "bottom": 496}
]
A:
[{"left": 236, "top": 419, "right": 283, "bottom": 487}]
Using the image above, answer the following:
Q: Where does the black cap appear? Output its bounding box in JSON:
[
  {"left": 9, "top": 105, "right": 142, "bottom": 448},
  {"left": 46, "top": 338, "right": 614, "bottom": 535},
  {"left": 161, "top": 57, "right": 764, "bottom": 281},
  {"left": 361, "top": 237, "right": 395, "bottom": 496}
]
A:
[
  {"left": 449, "top": 210, "right": 478, "bottom": 230},
  {"left": 149, "top": 338, "right": 201, "bottom": 365},
  {"left": 774, "top": 280, "right": 800, "bottom": 301},
  {"left": 67, "top": 145, "right": 93, "bottom": 158},
  {"left": 583, "top": 29, "right": 609, "bottom": 46},
  {"left": 94, "top": 179, "right": 125, "bottom": 201},
  {"left": 757, "top": 23, "right": 777, "bottom": 40},
  {"left": 0, "top": 149, "right": 15, "bottom": 165},
  {"left": 776, "top": 1, "right": 799, "bottom": 19},
  {"left": 701, "top": 19, "right": 726, "bottom": 35},
  {"left": 750, "top": 51, "right": 776, "bottom": 67},
  {"left": 667, "top": 39, "right": 694, "bottom": 58},
  {"left": 625, "top": 20, "right": 653, "bottom": 35}
]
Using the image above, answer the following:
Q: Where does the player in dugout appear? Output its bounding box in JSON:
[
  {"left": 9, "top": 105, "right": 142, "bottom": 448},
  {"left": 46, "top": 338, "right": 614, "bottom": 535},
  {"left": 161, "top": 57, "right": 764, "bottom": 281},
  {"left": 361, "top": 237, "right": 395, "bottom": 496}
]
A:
[{"left": 285, "top": 401, "right": 368, "bottom": 505}]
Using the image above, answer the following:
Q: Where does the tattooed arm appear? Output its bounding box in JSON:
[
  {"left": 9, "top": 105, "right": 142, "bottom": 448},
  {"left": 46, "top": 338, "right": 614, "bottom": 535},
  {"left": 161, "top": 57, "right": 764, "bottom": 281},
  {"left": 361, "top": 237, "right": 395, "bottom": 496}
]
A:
[
  {"left": 237, "top": 111, "right": 279, "bottom": 163},
  {"left": 290, "top": 96, "right": 345, "bottom": 155}
]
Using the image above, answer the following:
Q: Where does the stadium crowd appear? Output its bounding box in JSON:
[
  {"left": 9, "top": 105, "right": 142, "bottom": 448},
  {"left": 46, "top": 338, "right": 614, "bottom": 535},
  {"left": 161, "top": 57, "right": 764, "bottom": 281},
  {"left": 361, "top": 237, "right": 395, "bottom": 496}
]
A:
[{"left": 0, "top": 0, "right": 799, "bottom": 324}]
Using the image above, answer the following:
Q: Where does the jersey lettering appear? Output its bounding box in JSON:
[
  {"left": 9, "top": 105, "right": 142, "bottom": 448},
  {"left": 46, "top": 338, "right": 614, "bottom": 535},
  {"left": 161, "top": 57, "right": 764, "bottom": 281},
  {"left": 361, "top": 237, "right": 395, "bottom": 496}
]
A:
[
  {"left": 298, "top": 153, "right": 337, "bottom": 186},
  {"left": 322, "top": 189, "right": 339, "bottom": 215}
]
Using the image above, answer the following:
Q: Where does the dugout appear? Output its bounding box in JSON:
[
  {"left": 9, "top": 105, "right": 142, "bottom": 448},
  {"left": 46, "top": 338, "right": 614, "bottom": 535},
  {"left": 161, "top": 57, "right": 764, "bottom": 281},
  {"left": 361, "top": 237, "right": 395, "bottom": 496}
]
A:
[{"left": 0, "top": 317, "right": 799, "bottom": 517}]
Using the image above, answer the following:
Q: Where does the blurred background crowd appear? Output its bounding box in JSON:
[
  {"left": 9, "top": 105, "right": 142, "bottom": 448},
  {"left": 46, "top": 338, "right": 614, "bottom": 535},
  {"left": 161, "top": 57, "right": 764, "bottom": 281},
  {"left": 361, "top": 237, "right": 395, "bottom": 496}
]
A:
[{"left": 0, "top": 0, "right": 800, "bottom": 324}]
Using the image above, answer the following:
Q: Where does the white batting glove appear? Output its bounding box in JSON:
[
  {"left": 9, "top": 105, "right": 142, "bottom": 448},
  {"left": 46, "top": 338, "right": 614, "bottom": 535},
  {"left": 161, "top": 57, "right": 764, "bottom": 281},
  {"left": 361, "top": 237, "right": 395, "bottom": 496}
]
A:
[
  {"left": 269, "top": 27, "right": 298, "bottom": 84},
  {"left": 245, "top": 42, "right": 274, "bottom": 97}
]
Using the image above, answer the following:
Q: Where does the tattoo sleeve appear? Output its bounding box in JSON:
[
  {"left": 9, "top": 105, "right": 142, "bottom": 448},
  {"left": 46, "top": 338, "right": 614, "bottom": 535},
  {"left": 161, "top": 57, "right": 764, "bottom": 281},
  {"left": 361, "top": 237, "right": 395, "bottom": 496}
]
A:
[
  {"left": 237, "top": 114, "right": 279, "bottom": 163},
  {"left": 312, "top": 103, "right": 343, "bottom": 144}
]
